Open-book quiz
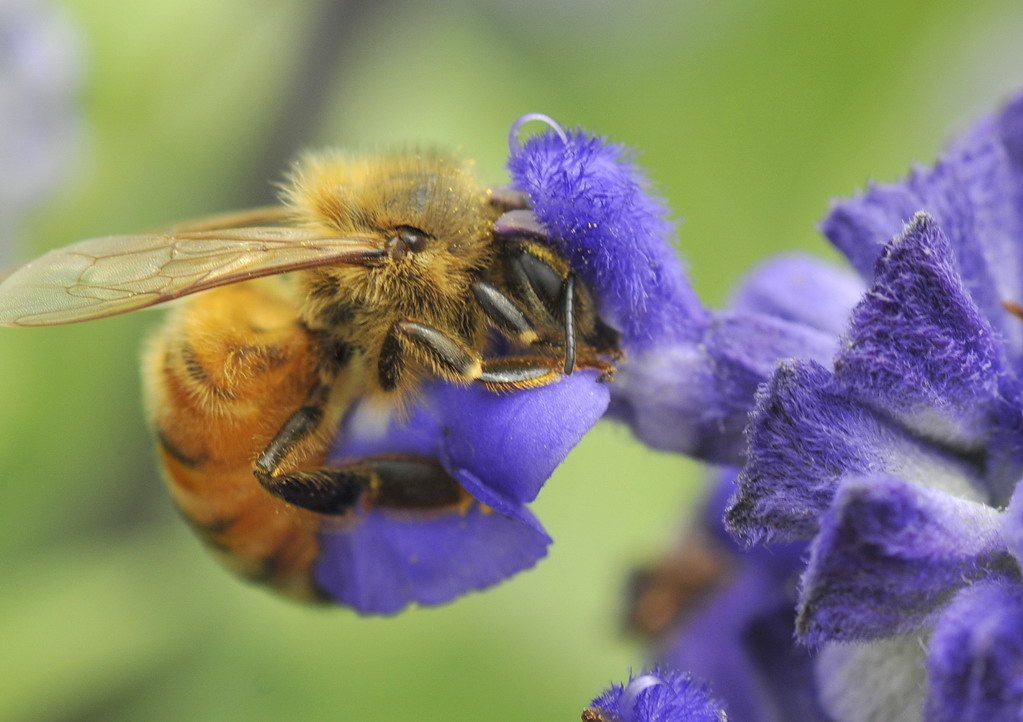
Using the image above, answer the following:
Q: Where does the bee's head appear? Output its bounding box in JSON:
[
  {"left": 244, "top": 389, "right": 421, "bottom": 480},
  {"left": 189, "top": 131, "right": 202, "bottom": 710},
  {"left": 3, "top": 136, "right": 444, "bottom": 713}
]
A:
[{"left": 289, "top": 150, "right": 499, "bottom": 325}]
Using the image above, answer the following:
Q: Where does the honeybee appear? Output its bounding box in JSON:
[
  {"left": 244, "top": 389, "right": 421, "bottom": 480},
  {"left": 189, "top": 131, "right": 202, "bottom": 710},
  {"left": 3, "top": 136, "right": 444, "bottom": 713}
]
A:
[{"left": 0, "top": 149, "right": 621, "bottom": 602}]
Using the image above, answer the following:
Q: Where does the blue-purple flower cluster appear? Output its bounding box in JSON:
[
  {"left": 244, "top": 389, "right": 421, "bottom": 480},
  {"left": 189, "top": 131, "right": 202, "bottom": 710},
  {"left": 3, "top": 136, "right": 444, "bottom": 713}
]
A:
[
  {"left": 584, "top": 668, "right": 726, "bottom": 722},
  {"left": 619, "top": 94, "right": 1023, "bottom": 721},
  {"left": 724, "top": 94, "right": 1023, "bottom": 721}
]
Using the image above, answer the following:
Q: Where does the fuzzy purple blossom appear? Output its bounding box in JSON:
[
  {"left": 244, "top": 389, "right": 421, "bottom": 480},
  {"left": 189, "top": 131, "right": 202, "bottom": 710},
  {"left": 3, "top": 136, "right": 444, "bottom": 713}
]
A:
[
  {"left": 584, "top": 667, "right": 727, "bottom": 722},
  {"left": 725, "top": 93, "right": 1023, "bottom": 720},
  {"left": 630, "top": 242, "right": 862, "bottom": 721},
  {"left": 507, "top": 116, "right": 861, "bottom": 463}
]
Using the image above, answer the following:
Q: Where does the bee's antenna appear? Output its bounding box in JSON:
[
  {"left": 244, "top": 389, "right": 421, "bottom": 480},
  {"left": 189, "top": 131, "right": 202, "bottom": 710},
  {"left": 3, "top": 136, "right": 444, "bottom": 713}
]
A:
[{"left": 508, "top": 113, "right": 569, "bottom": 154}]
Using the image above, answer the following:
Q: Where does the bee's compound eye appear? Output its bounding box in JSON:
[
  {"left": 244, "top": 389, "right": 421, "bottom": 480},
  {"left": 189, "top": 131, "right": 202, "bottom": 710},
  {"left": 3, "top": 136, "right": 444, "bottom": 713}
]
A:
[{"left": 387, "top": 226, "right": 430, "bottom": 260}]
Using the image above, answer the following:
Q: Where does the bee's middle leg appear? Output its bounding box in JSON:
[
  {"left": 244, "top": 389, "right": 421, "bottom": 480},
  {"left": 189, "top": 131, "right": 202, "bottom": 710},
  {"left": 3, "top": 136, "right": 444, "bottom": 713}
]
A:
[
  {"left": 251, "top": 366, "right": 378, "bottom": 515},
  {"left": 389, "top": 320, "right": 595, "bottom": 392}
]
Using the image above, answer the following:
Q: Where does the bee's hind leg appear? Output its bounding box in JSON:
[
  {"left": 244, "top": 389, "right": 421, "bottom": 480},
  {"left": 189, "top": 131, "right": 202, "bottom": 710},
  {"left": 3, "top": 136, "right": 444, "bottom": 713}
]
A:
[
  {"left": 255, "top": 451, "right": 466, "bottom": 516},
  {"left": 252, "top": 362, "right": 468, "bottom": 515},
  {"left": 254, "top": 466, "right": 367, "bottom": 515}
]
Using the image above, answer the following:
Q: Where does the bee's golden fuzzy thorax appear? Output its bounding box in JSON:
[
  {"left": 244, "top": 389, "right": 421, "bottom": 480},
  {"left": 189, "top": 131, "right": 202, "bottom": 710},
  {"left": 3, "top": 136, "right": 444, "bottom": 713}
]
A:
[
  {"left": 282, "top": 150, "right": 502, "bottom": 393},
  {"left": 283, "top": 150, "right": 494, "bottom": 243}
]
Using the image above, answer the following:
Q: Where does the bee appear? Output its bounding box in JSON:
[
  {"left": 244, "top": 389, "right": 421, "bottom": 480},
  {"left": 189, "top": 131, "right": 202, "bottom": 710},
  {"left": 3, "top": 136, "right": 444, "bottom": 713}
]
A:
[{"left": 0, "top": 149, "right": 621, "bottom": 601}]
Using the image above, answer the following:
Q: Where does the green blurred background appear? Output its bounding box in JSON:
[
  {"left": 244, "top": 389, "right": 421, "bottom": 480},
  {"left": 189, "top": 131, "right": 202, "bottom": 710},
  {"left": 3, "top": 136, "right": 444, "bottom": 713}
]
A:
[{"left": 2, "top": 1, "right": 1022, "bottom": 719}]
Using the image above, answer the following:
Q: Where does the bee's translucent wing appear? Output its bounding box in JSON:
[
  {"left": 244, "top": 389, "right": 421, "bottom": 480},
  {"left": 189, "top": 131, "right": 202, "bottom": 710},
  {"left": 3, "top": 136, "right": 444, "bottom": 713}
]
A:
[
  {"left": 159, "top": 205, "right": 293, "bottom": 232},
  {"left": 0, "top": 226, "right": 384, "bottom": 327}
]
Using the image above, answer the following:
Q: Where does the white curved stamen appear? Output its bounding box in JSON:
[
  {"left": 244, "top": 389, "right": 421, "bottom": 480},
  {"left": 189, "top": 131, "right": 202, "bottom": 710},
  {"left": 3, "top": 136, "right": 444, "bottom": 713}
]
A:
[
  {"left": 508, "top": 112, "right": 569, "bottom": 154},
  {"left": 619, "top": 674, "right": 670, "bottom": 722}
]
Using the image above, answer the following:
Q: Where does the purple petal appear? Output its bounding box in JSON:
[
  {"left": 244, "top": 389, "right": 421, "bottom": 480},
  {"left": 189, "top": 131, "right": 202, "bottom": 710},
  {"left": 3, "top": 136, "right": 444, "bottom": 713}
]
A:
[
  {"left": 797, "top": 474, "right": 1008, "bottom": 645},
  {"left": 728, "top": 253, "right": 866, "bottom": 338},
  {"left": 610, "top": 312, "right": 837, "bottom": 465},
  {"left": 834, "top": 213, "right": 1008, "bottom": 450},
  {"left": 586, "top": 667, "right": 726, "bottom": 722},
  {"left": 322, "top": 368, "right": 607, "bottom": 614},
  {"left": 704, "top": 312, "right": 839, "bottom": 387},
  {"left": 333, "top": 372, "right": 610, "bottom": 512},
  {"left": 726, "top": 360, "right": 983, "bottom": 545},
  {"left": 507, "top": 123, "right": 708, "bottom": 350},
  {"left": 820, "top": 182, "right": 921, "bottom": 280},
  {"left": 432, "top": 371, "right": 609, "bottom": 511},
  {"left": 314, "top": 504, "right": 550, "bottom": 615},
  {"left": 821, "top": 94, "right": 1023, "bottom": 360},
  {"left": 926, "top": 580, "right": 1023, "bottom": 722}
]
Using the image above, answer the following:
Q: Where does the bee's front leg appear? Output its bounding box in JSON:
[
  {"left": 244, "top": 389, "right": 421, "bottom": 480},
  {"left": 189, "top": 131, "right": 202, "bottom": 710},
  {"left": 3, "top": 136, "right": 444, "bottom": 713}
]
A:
[
  {"left": 473, "top": 274, "right": 580, "bottom": 374},
  {"left": 496, "top": 239, "right": 622, "bottom": 372}
]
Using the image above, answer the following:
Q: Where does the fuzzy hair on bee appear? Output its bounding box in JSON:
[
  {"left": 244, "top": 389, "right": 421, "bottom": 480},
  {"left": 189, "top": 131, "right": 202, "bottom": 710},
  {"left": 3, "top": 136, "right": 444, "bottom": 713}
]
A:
[
  {"left": 0, "top": 147, "right": 622, "bottom": 602},
  {"left": 283, "top": 150, "right": 502, "bottom": 405}
]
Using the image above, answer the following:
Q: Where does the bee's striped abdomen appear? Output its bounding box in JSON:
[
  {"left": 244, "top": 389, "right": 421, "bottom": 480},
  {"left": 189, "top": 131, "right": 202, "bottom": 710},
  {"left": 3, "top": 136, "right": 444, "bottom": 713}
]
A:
[{"left": 143, "top": 280, "right": 333, "bottom": 601}]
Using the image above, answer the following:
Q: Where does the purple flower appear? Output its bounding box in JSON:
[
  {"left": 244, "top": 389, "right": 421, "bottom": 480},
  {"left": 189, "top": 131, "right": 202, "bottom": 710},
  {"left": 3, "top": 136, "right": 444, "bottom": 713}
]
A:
[
  {"left": 583, "top": 667, "right": 727, "bottom": 722},
  {"left": 727, "top": 93, "right": 1023, "bottom": 720},
  {"left": 507, "top": 116, "right": 863, "bottom": 464},
  {"left": 0, "top": 0, "right": 81, "bottom": 262},
  {"left": 316, "top": 373, "right": 608, "bottom": 614},
  {"left": 649, "top": 471, "right": 829, "bottom": 722},
  {"left": 626, "top": 249, "right": 862, "bottom": 720}
]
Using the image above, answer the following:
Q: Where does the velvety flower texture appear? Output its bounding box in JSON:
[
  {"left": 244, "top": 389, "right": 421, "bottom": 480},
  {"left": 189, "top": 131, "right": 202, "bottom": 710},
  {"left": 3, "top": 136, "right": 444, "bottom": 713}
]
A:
[
  {"left": 638, "top": 249, "right": 862, "bottom": 722},
  {"left": 584, "top": 667, "right": 726, "bottom": 722},
  {"left": 507, "top": 116, "right": 860, "bottom": 464},
  {"left": 503, "top": 117, "right": 868, "bottom": 715},
  {"left": 727, "top": 94, "right": 1023, "bottom": 721}
]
